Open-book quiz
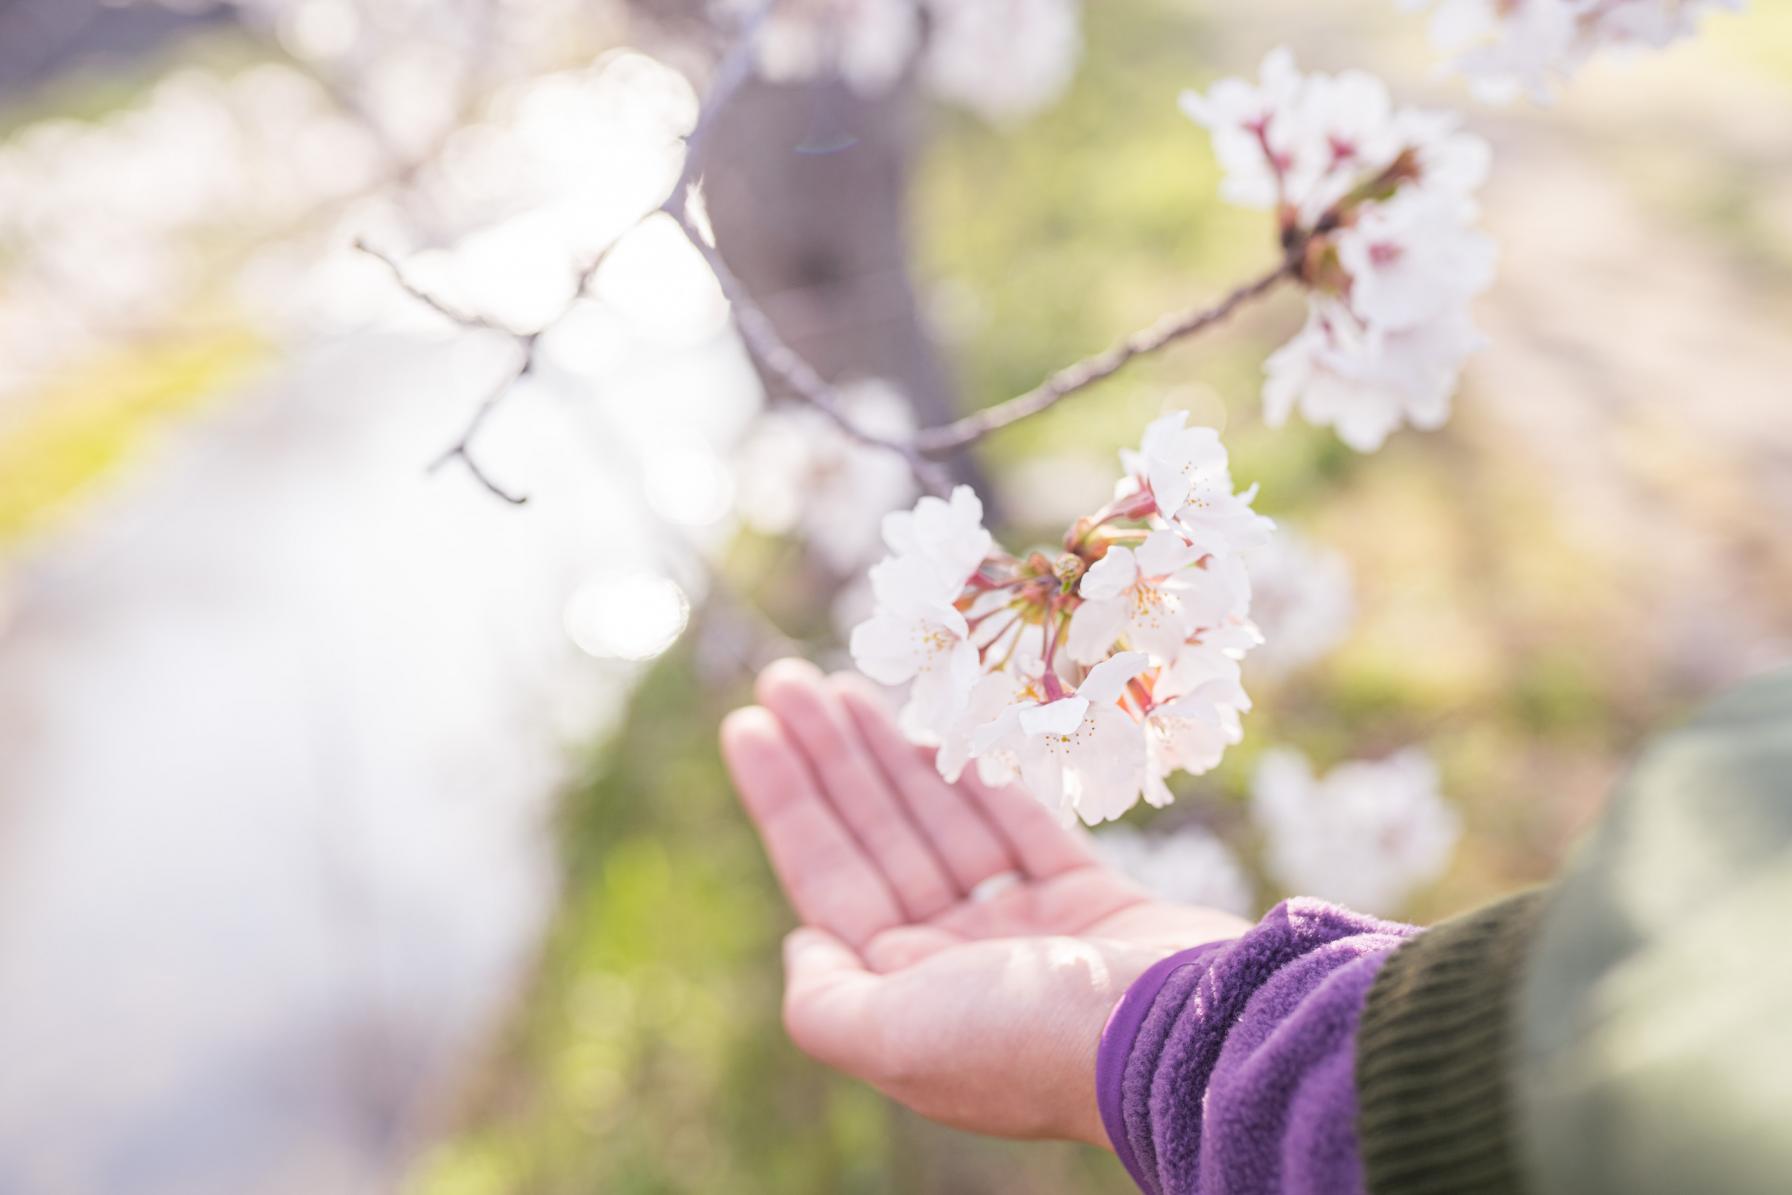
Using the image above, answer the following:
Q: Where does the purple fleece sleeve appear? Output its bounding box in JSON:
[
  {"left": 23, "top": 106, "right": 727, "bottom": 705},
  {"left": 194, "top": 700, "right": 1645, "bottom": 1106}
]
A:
[{"left": 1096, "top": 899, "right": 1417, "bottom": 1195}]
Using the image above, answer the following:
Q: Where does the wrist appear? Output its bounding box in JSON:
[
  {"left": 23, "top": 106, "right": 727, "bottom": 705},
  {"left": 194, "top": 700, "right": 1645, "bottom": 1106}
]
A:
[
  {"left": 1053, "top": 946, "right": 1148, "bottom": 1148},
  {"left": 1086, "top": 938, "right": 1238, "bottom": 1163},
  {"left": 1053, "top": 939, "right": 1208, "bottom": 1149}
]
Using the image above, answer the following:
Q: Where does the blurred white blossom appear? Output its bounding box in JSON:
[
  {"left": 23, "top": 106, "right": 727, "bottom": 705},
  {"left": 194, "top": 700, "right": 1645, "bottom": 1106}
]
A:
[
  {"left": 1244, "top": 531, "right": 1355, "bottom": 678},
  {"left": 724, "top": 0, "right": 923, "bottom": 94},
  {"left": 1399, "top": 0, "right": 1745, "bottom": 101},
  {"left": 1183, "top": 50, "right": 1495, "bottom": 452},
  {"left": 924, "top": 0, "right": 1084, "bottom": 123},
  {"left": 722, "top": 0, "right": 1083, "bottom": 122},
  {"left": 1252, "top": 747, "right": 1460, "bottom": 915},
  {"left": 1095, "top": 823, "right": 1254, "bottom": 916},
  {"left": 734, "top": 380, "right": 920, "bottom": 572}
]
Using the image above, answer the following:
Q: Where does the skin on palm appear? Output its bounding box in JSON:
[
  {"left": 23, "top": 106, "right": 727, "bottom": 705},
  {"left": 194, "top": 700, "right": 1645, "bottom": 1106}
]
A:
[{"left": 721, "top": 659, "right": 1249, "bottom": 1147}]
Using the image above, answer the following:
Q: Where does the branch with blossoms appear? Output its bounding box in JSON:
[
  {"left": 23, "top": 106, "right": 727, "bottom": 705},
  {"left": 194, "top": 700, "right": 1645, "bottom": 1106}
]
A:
[
  {"left": 359, "top": 0, "right": 1741, "bottom": 839},
  {"left": 840, "top": 41, "right": 1507, "bottom": 827}
]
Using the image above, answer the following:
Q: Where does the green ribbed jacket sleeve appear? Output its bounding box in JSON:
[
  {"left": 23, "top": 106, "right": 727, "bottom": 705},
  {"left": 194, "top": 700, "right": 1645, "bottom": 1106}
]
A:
[{"left": 1354, "top": 668, "right": 1792, "bottom": 1195}]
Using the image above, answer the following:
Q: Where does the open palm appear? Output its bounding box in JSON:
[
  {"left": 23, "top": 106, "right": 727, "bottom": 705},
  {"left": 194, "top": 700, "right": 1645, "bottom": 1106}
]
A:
[{"left": 721, "top": 659, "right": 1248, "bottom": 1145}]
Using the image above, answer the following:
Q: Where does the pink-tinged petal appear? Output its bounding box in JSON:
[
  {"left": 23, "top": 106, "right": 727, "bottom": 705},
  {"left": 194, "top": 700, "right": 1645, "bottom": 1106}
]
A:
[
  {"left": 850, "top": 610, "right": 921, "bottom": 684},
  {"left": 1018, "top": 743, "right": 1068, "bottom": 819},
  {"left": 868, "top": 554, "right": 955, "bottom": 616},
  {"left": 1136, "top": 528, "right": 1199, "bottom": 577},
  {"left": 1077, "top": 650, "right": 1149, "bottom": 706},
  {"left": 1066, "top": 597, "right": 1127, "bottom": 666},
  {"left": 1018, "top": 695, "right": 1089, "bottom": 737},
  {"left": 1079, "top": 545, "right": 1137, "bottom": 600},
  {"left": 969, "top": 702, "right": 1029, "bottom": 757}
]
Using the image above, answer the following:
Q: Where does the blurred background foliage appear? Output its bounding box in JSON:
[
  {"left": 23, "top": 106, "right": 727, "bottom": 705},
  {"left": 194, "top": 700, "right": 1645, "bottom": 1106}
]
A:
[{"left": 3, "top": 1, "right": 1789, "bottom": 1193}]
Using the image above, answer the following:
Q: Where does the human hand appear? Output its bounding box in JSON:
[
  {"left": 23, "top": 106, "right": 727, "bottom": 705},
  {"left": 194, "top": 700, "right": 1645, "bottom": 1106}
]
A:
[{"left": 720, "top": 659, "right": 1250, "bottom": 1146}]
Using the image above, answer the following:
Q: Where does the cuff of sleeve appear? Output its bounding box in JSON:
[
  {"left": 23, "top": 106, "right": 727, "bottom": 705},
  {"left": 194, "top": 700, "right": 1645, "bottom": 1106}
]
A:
[
  {"left": 1354, "top": 889, "right": 1548, "bottom": 1195},
  {"left": 1095, "top": 941, "right": 1230, "bottom": 1195}
]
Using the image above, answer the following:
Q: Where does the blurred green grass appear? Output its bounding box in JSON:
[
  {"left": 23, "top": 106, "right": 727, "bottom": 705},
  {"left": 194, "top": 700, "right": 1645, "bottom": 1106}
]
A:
[{"left": 0, "top": 331, "right": 264, "bottom": 554}]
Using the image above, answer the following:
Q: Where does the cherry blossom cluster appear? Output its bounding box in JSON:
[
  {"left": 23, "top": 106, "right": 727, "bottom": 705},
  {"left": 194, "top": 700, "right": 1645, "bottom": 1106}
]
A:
[
  {"left": 1183, "top": 49, "right": 1496, "bottom": 453},
  {"left": 851, "top": 412, "right": 1272, "bottom": 825},
  {"left": 721, "top": 0, "right": 1083, "bottom": 122},
  {"left": 1400, "top": 0, "right": 1745, "bottom": 101}
]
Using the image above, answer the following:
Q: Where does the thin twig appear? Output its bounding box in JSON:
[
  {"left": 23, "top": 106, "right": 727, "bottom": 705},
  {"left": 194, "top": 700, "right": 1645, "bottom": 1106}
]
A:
[
  {"left": 915, "top": 258, "right": 1298, "bottom": 456},
  {"left": 354, "top": 238, "right": 508, "bottom": 332},
  {"left": 361, "top": 0, "right": 802, "bottom": 504},
  {"left": 653, "top": 1, "right": 952, "bottom": 494},
  {"left": 358, "top": 189, "right": 629, "bottom": 503},
  {"left": 664, "top": 196, "right": 950, "bottom": 492},
  {"left": 425, "top": 337, "right": 538, "bottom": 505}
]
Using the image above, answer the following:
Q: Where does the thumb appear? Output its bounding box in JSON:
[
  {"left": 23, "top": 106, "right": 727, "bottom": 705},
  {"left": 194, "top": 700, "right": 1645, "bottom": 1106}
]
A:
[{"left": 781, "top": 927, "right": 881, "bottom": 1071}]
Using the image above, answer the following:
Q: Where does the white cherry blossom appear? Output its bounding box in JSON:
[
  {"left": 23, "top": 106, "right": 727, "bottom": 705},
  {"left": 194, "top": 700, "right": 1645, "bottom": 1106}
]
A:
[
  {"left": 1252, "top": 747, "right": 1461, "bottom": 915},
  {"left": 1401, "top": 0, "right": 1744, "bottom": 102},
  {"left": 924, "top": 0, "right": 1084, "bottom": 123},
  {"left": 1177, "top": 47, "right": 1309, "bottom": 211},
  {"left": 1185, "top": 50, "right": 1495, "bottom": 452},
  {"left": 724, "top": 0, "right": 922, "bottom": 94},
  {"left": 849, "top": 553, "right": 980, "bottom": 739},
  {"left": 880, "top": 484, "right": 994, "bottom": 595},
  {"left": 1067, "top": 530, "right": 1212, "bottom": 664},
  {"left": 971, "top": 652, "right": 1151, "bottom": 825},
  {"left": 1181, "top": 51, "right": 1485, "bottom": 225},
  {"left": 1124, "top": 410, "right": 1229, "bottom": 517},
  {"left": 1395, "top": 108, "right": 1495, "bottom": 200},
  {"left": 1285, "top": 67, "right": 1407, "bottom": 224},
  {"left": 1123, "top": 412, "right": 1275, "bottom": 556},
  {"left": 1172, "top": 480, "right": 1276, "bottom": 560},
  {"left": 935, "top": 653, "right": 1043, "bottom": 786},
  {"left": 1264, "top": 306, "right": 1481, "bottom": 452},
  {"left": 723, "top": 0, "right": 1087, "bottom": 123},
  {"left": 1141, "top": 646, "right": 1253, "bottom": 805},
  {"left": 1336, "top": 192, "right": 1497, "bottom": 331}
]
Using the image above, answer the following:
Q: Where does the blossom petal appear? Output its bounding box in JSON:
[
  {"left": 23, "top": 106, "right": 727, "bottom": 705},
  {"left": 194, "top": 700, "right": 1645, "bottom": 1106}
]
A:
[{"left": 1078, "top": 650, "right": 1149, "bottom": 706}]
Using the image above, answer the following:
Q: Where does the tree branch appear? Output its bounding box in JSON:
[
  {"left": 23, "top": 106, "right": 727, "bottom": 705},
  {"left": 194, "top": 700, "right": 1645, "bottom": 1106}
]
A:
[
  {"left": 655, "top": 0, "right": 952, "bottom": 495},
  {"left": 368, "top": 0, "right": 1293, "bottom": 506},
  {"left": 915, "top": 258, "right": 1298, "bottom": 456}
]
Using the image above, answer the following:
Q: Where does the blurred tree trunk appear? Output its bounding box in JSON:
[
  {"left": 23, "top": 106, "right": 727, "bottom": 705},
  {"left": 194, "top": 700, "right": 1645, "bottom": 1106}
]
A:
[
  {"left": 629, "top": 4, "right": 989, "bottom": 498},
  {"left": 705, "top": 76, "right": 992, "bottom": 493}
]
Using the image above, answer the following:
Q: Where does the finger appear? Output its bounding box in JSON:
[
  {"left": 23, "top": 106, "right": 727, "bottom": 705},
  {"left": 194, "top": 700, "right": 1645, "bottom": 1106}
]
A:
[
  {"left": 721, "top": 707, "right": 903, "bottom": 946},
  {"left": 757, "top": 659, "right": 958, "bottom": 920},
  {"left": 830, "top": 673, "right": 1017, "bottom": 893},
  {"left": 782, "top": 927, "right": 883, "bottom": 1073},
  {"left": 862, "top": 925, "right": 959, "bottom": 974},
  {"left": 959, "top": 769, "right": 1101, "bottom": 879}
]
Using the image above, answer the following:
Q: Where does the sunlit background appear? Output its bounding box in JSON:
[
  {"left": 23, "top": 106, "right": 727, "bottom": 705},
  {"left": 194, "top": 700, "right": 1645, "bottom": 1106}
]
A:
[{"left": 1, "top": 1, "right": 1789, "bottom": 1192}]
